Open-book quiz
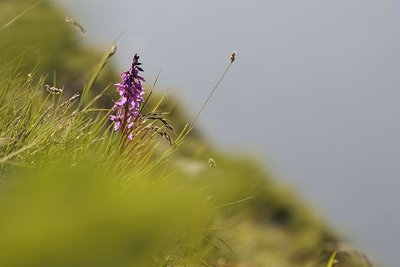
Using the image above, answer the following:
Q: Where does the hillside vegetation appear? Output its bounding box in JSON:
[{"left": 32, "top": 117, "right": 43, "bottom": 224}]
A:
[{"left": 0, "top": 1, "right": 373, "bottom": 266}]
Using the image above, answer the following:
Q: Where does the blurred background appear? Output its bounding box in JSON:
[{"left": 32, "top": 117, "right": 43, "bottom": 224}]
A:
[{"left": 52, "top": 1, "right": 399, "bottom": 266}]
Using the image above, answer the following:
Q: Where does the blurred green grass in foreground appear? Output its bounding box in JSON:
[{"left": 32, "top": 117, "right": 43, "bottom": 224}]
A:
[{"left": 0, "top": 167, "right": 209, "bottom": 267}]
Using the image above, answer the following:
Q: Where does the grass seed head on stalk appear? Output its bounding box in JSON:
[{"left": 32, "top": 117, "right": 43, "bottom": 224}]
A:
[
  {"left": 45, "top": 84, "right": 63, "bottom": 94},
  {"left": 230, "top": 51, "right": 236, "bottom": 63},
  {"left": 65, "top": 17, "right": 86, "bottom": 34},
  {"left": 208, "top": 158, "right": 216, "bottom": 168},
  {"left": 27, "top": 73, "right": 33, "bottom": 84}
]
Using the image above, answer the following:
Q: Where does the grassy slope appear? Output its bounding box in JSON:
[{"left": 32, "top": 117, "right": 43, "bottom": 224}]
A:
[{"left": 0, "top": 1, "right": 372, "bottom": 267}]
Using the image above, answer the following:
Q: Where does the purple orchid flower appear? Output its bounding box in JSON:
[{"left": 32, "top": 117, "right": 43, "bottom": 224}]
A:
[{"left": 110, "top": 54, "right": 145, "bottom": 140}]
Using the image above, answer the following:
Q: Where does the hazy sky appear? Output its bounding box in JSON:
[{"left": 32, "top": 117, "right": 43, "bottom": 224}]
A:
[{"left": 54, "top": 1, "right": 399, "bottom": 266}]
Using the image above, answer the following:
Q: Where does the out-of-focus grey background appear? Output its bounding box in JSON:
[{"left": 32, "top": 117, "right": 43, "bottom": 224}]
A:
[{"left": 53, "top": 1, "right": 400, "bottom": 266}]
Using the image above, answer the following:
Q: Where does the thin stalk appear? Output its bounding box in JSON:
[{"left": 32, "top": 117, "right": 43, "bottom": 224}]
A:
[{"left": 189, "top": 59, "right": 234, "bottom": 131}]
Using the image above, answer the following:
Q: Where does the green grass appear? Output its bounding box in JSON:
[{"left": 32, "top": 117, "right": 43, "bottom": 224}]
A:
[
  {"left": 0, "top": 1, "right": 375, "bottom": 266},
  {"left": 0, "top": 38, "right": 215, "bottom": 266}
]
